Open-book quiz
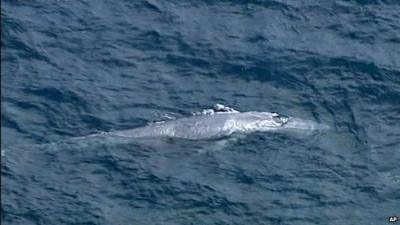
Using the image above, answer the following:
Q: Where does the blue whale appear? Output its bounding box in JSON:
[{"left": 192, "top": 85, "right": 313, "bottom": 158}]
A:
[{"left": 110, "top": 105, "right": 329, "bottom": 140}]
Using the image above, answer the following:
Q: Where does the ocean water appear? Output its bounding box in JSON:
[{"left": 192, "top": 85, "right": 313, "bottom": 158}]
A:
[{"left": 1, "top": 0, "right": 400, "bottom": 224}]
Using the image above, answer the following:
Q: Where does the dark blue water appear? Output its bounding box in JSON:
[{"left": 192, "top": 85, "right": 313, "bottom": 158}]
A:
[{"left": 2, "top": 0, "right": 400, "bottom": 224}]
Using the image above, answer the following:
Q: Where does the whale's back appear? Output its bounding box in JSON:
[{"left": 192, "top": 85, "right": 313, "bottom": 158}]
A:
[{"left": 112, "top": 113, "right": 233, "bottom": 139}]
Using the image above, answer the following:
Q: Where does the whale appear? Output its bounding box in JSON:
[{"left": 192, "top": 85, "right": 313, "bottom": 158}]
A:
[
  {"left": 108, "top": 104, "right": 329, "bottom": 140},
  {"left": 0, "top": 105, "right": 329, "bottom": 158}
]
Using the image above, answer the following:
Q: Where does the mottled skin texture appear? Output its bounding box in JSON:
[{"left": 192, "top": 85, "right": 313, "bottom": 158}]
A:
[{"left": 111, "top": 111, "right": 326, "bottom": 140}]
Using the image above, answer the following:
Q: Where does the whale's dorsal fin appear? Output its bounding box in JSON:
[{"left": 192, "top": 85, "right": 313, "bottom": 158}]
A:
[
  {"left": 192, "top": 104, "right": 240, "bottom": 116},
  {"left": 213, "top": 104, "right": 240, "bottom": 113}
]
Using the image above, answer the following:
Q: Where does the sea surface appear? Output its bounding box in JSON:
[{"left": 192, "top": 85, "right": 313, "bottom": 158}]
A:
[{"left": 1, "top": 0, "right": 400, "bottom": 224}]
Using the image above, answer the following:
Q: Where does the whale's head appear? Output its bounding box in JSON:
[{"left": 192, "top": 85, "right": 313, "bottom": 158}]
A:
[
  {"left": 257, "top": 112, "right": 289, "bottom": 128},
  {"left": 236, "top": 112, "right": 289, "bottom": 131},
  {"left": 240, "top": 112, "right": 329, "bottom": 134},
  {"left": 279, "top": 114, "right": 330, "bottom": 134}
]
